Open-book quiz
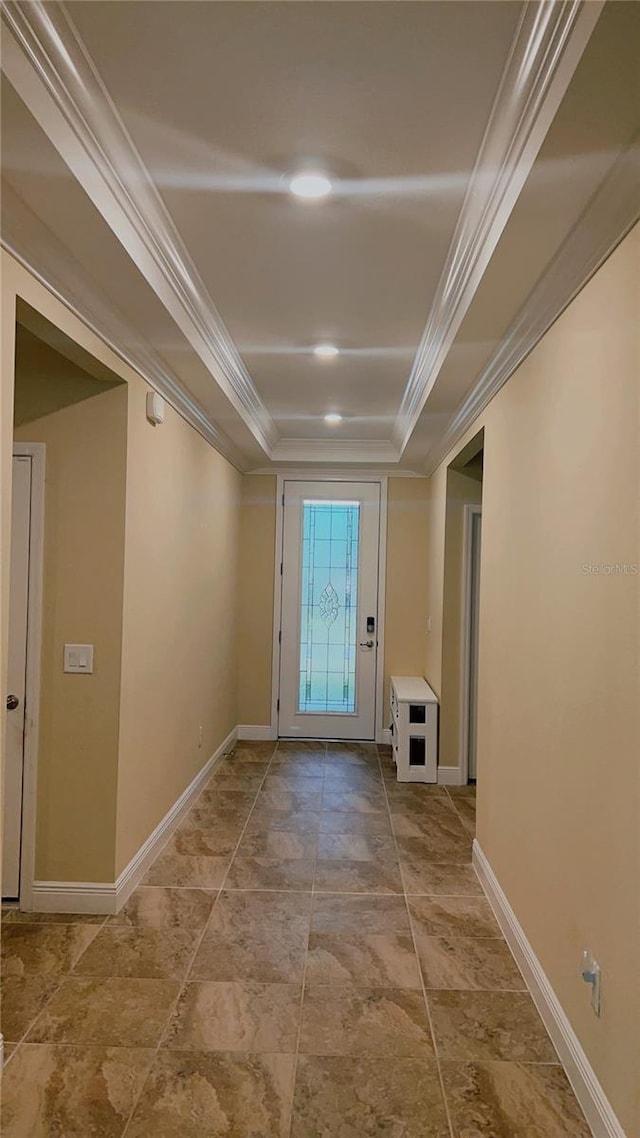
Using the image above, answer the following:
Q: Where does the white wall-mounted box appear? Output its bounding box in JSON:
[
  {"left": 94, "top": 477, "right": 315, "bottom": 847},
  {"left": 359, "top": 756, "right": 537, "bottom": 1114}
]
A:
[{"left": 390, "top": 675, "right": 438, "bottom": 783}]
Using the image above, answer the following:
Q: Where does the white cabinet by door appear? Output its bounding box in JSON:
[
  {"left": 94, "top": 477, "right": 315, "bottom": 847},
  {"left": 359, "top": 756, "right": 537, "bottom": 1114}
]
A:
[{"left": 390, "top": 676, "right": 438, "bottom": 783}]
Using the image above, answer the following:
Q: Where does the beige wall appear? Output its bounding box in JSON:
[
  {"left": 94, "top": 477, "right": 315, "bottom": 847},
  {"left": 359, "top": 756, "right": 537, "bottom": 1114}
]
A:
[
  {"left": 425, "top": 225, "right": 640, "bottom": 1135},
  {"left": 383, "top": 478, "right": 430, "bottom": 711},
  {"left": 115, "top": 380, "right": 241, "bottom": 874},
  {"left": 237, "top": 473, "right": 277, "bottom": 727},
  {"left": 14, "top": 386, "right": 128, "bottom": 881},
  {"left": 439, "top": 469, "right": 483, "bottom": 767}
]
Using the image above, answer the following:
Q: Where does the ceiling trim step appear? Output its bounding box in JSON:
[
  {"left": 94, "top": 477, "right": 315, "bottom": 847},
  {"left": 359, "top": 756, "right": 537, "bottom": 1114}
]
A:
[
  {"left": 392, "top": 0, "right": 604, "bottom": 456},
  {"left": 1, "top": 0, "right": 278, "bottom": 457},
  {"left": 422, "top": 140, "right": 640, "bottom": 477},
  {"left": 1, "top": 184, "right": 250, "bottom": 471}
]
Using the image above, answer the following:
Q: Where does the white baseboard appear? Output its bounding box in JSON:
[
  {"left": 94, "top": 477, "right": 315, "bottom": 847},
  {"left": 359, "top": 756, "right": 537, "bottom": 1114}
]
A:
[
  {"left": 379, "top": 728, "right": 392, "bottom": 746},
  {"left": 237, "top": 724, "right": 277, "bottom": 741},
  {"left": 437, "top": 765, "right": 465, "bottom": 786},
  {"left": 30, "top": 727, "right": 237, "bottom": 916},
  {"left": 473, "top": 840, "right": 626, "bottom": 1138}
]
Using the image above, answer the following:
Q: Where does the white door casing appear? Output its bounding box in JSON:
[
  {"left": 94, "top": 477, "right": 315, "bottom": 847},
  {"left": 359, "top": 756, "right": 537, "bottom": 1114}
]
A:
[
  {"left": 3, "top": 456, "right": 32, "bottom": 897},
  {"left": 3, "top": 444, "right": 45, "bottom": 906},
  {"left": 278, "top": 480, "right": 381, "bottom": 740},
  {"left": 460, "top": 504, "right": 482, "bottom": 783}
]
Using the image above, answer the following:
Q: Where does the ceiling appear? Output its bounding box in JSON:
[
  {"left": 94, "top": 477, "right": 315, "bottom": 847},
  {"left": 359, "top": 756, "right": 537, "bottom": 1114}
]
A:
[{"left": 1, "top": 1, "right": 638, "bottom": 472}]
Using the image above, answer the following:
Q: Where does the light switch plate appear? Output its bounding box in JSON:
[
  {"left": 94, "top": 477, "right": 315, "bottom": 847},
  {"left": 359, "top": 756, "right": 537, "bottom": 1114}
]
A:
[{"left": 64, "top": 644, "right": 94, "bottom": 674}]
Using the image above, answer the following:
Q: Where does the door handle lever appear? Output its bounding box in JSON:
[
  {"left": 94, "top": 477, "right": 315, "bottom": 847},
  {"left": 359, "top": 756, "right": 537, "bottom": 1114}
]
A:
[{"left": 359, "top": 640, "right": 374, "bottom": 649}]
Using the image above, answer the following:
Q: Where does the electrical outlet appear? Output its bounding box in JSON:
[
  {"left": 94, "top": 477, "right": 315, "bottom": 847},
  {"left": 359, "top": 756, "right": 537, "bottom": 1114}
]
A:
[
  {"left": 581, "top": 949, "right": 601, "bottom": 1016},
  {"left": 198, "top": 724, "right": 203, "bottom": 748}
]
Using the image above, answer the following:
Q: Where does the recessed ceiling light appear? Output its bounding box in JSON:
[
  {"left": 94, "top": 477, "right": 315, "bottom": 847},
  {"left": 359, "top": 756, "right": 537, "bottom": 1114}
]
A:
[
  {"left": 289, "top": 171, "right": 332, "bottom": 200},
  {"left": 314, "top": 343, "right": 339, "bottom": 359},
  {"left": 324, "top": 413, "right": 342, "bottom": 425}
]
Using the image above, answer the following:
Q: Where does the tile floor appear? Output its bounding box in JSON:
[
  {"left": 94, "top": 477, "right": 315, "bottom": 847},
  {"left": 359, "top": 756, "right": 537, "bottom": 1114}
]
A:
[{"left": 1, "top": 740, "right": 592, "bottom": 1137}]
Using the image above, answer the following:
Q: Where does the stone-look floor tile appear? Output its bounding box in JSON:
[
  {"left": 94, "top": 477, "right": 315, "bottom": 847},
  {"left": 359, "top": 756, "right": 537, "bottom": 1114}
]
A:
[
  {"left": 142, "top": 849, "right": 230, "bottom": 888},
  {"left": 319, "top": 811, "right": 392, "bottom": 835},
  {"left": 440, "top": 1060, "right": 591, "bottom": 1137},
  {"left": 212, "top": 770, "right": 267, "bottom": 791},
  {"left": 0, "top": 1043, "right": 155, "bottom": 1138},
  {"left": 300, "top": 986, "right": 434, "bottom": 1057},
  {"left": 169, "top": 826, "right": 240, "bottom": 858},
  {"left": 314, "top": 858, "right": 403, "bottom": 895},
  {"left": 230, "top": 740, "right": 277, "bottom": 760},
  {"left": 316, "top": 833, "right": 396, "bottom": 862},
  {"left": 446, "top": 784, "right": 477, "bottom": 797},
  {"left": 191, "top": 891, "right": 310, "bottom": 983},
  {"left": 26, "top": 976, "right": 181, "bottom": 1047},
  {"left": 306, "top": 931, "right": 421, "bottom": 988},
  {"left": 257, "top": 787, "right": 324, "bottom": 812},
  {"left": 108, "top": 887, "right": 217, "bottom": 930},
  {"left": 326, "top": 742, "right": 378, "bottom": 758},
  {"left": 386, "top": 788, "right": 455, "bottom": 814},
  {"left": 186, "top": 802, "right": 250, "bottom": 829},
  {"left": 451, "top": 796, "right": 477, "bottom": 835},
  {"left": 3, "top": 1043, "right": 18, "bottom": 1063},
  {"left": 246, "top": 809, "right": 322, "bottom": 834},
  {"left": 291, "top": 1055, "right": 449, "bottom": 1137},
  {"left": 409, "top": 895, "right": 501, "bottom": 938},
  {"left": 395, "top": 817, "right": 470, "bottom": 851},
  {"left": 262, "top": 773, "right": 324, "bottom": 792},
  {"left": 322, "top": 790, "right": 387, "bottom": 814},
  {"left": 311, "top": 893, "right": 410, "bottom": 935},
  {"left": 164, "top": 981, "right": 301, "bottom": 1053},
  {"left": 197, "top": 788, "right": 256, "bottom": 812},
  {"left": 225, "top": 857, "right": 316, "bottom": 891},
  {"left": 401, "top": 861, "right": 482, "bottom": 896},
  {"left": 1, "top": 975, "right": 61, "bottom": 1041},
  {"left": 391, "top": 806, "right": 460, "bottom": 839},
  {"left": 271, "top": 757, "right": 326, "bottom": 776},
  {"left": 1, "top": 910, "right": 106, "bottom": 924},
  {"left": 125, "top": 1049, "right": 295, "bottom": 1138},
  {"left": 428, "top": 991, "right": 558, "bottom": 1062},
  {"left": 416, "top": 937, "right": 526, "bottom": 991},
  {"left": 276, "top": 740, "right": 326, "bottom": 757},
  {"left": 73, "top": 926, "right": 200, "bottom": 979},
  {"left": 397, "top": 830, "right": 473, "bottom": 872},
  {"left": 323, "top": 769, "right": 382, "bottom": 790},
  {"left": 1, "top": 923, "right": 100, "bottom": 978},
  {"left": 236, "top": 830, "right": 318, "bottom": 860}
]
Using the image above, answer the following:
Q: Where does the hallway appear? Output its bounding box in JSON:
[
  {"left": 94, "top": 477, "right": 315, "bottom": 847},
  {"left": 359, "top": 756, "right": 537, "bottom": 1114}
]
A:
[{"left": 2, "top": 740, "right": 590, "bottom": 1137}]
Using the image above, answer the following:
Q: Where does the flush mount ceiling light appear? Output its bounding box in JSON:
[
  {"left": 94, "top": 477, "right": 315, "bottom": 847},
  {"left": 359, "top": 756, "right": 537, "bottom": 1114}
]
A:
[
  {"left": 324, "top": 413, "right": 342, "bottom": 425},
  {"left": 289, "top": 170, "right": 332, "bottom": 200},
  {"left": 313, "top": 343, "right": 339, "bottom": 359}
]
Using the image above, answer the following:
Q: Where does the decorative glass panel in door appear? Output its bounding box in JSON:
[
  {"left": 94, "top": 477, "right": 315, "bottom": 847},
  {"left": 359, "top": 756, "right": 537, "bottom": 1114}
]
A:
[{"left": 279, "top": 482, "right": 380, "bottom": 740}]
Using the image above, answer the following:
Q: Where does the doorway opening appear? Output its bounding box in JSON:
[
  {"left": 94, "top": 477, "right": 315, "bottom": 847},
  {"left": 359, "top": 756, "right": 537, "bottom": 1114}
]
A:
[
  {"left": 440, "top": 431, "right": 484, "bottom": 787},
  {"left": 3, "top": 302, "right": 125, "bottom": 906},
  {"left": 275, "top": 479, "right": 386, "bottom": 742}
]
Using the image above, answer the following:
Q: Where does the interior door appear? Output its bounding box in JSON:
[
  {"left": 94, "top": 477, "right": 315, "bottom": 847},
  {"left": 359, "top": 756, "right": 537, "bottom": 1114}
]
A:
[
  {"left": 278, "top": 481, "right": 381, "bottom": 740},
  {"left": 3, "top": 455, "right": 32, "bottom": 899}
]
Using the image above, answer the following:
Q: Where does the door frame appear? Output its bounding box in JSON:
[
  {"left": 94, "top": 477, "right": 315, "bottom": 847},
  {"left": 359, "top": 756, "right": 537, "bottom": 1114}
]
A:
[
  {"left": 9, "top": 442, "right": 46, "bottom": 911},
  {"left": 459, "top": 503, "right": 482, "bottom": 784},
  {"left": 271, "top": 474, "right": 388, "bottom": 743}
]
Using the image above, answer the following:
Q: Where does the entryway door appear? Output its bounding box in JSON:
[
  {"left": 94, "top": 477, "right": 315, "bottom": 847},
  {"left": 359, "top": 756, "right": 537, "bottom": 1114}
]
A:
[
  {"left": 3, "top": 454, "right": 33, "bottom": 899},
  {"left": 278, "top": 481, "right": 381, "bottom": 740}
]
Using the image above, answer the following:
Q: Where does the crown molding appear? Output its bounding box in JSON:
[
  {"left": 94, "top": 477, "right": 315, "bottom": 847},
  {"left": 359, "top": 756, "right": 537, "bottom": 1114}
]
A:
[
  {"left": 423, "top": 140, "right": 640, "bottom": 477},
  {"left": 269, "top": 437, "right": 400, "bottom": 465},
  {"left": 0, "top": 0, "right": 278, "bottom": 455},
  {"left": 392, "top": 0, "right": 604, "bottom": 455},
  {"left": 1, "top": 184, "right": 250, "bottom": 471}
]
